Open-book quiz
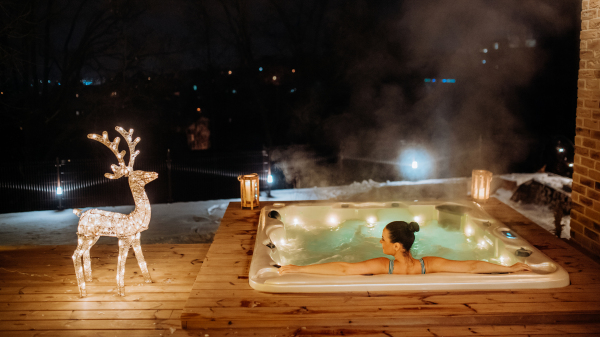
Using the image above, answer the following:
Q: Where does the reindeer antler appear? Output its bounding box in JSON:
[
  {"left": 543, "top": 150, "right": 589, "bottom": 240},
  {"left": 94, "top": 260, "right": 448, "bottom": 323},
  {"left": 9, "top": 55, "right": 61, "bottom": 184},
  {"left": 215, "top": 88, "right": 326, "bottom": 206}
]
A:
[
  {"left": 115, "top": 127, "right": 141, "bottom": 170},
  {"left": 87, "top": 126, "right": 140, "bottom": 179}
]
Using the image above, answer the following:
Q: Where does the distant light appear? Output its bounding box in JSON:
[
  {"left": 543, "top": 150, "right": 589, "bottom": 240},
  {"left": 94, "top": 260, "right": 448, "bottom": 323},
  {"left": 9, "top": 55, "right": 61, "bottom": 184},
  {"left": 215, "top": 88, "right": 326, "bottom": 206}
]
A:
[
  {"left": 414, "top": 216, "right": 422, "bottom": 223},
  {"left": 525, "top": 39, "right": 536, "bottom": 48},
  {"left": 58, "top": 83, "right": 61, "bottom": 85},
  {"left": 0, "top": 92, "right": 3, "bottom": 95},
  {"left": 197, "top": 108, "right": 201, "bottom": 112},
  {"left": 75, "top": 94, "right": 79, "bottom": 97},
  {"left": 272, "top": 76, "right": 277, "bottom": 81},
  {"left": 259, "top": 67, "right": 263, "bottom": 71},
  {"left": 558, "top": 147, "right": 564, "bottom": 153},
  {"left": 232, "top": 89, "right": 237, "bottom": 94},
  {"left": 482, "top": 60, "right": 486, "bottom": 64},
  {"left": 442, "top": 79, "right": 447, "bottom": 83},
  {"left": 494, "top": 42, "right": 499, "bottom": 50},
  {"left": 267, "top": 174, "right": 273, "bottom": 183},
  {"left": 483, "top": 48, "right": 488, "bottom": 53},
  {"left": 292, "top": 69, "right": 295, "bottom": 73},
  {"left": 447, "top": 79, "right": 456, "bottom": 83},
  {"left": 56, "top": 186, "right": 63, "bottom": 195},
  {"left": 569, "top": 163, "right": 574, "bottom": 167},
  {"left": 76, "top": 111, "right": 79, "bottom": 116},
  {"left": 424, "top": 78, "right": 431, "bottom": 82},
  {"left": 398, "top": 147, "right": 434, "bottom": 180},
  {"left": 148, "top": 77, "right": 151, "bottom": 80},
  {"left": 228, "top": 70, "right": 232, "bottom": 75},
  {"left": 111, "top": 92, "right": 117, "bottom": 96},
  {"left": 432, "top": 79, "right": 436, "bottom": 83},
  {"left": 48, "top": 80, "right": 51, "bottom": 83},
  {"left": 193, "top": 85, "right": 197, "bottom": 91},
  {"left": 290, "top": 88, "right": 296, "bottom": 93}
]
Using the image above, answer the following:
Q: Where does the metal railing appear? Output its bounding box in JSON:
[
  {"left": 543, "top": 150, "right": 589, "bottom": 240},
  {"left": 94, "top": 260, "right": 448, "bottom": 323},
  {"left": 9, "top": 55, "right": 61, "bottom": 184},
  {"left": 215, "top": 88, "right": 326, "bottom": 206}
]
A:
[{"left": 0, "top": 151, "right": 270, "bottom": 214}]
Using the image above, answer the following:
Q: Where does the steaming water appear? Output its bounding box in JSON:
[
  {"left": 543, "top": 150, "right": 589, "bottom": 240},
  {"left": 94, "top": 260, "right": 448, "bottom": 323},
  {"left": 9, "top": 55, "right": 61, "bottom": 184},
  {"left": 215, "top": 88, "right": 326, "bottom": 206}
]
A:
[{"left": 275, "top": 219, "right": 494, "bottom": 266}]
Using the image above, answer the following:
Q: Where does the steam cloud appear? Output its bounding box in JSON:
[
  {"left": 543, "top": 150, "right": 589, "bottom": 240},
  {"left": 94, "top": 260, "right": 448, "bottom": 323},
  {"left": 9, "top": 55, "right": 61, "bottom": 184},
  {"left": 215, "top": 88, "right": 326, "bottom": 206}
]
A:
[{"left": 276, "top": 0, "right": 578, "bottom": 188}]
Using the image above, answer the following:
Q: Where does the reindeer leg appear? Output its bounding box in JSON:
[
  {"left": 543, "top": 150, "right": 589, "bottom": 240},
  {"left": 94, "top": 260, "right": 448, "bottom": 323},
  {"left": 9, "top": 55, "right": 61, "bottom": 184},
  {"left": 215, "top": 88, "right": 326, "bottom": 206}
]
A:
[
  {"left": 83, "top": 236, "right": 100, "bottom": 282},
  {"left": 132, "top": 233, "right": 152, "bottom": 283},
  {"left": 116, "top": 237, "right": 132, "bottom": 296},
  {"left": 72, "top": 235, "right": 93, "bottom": 297}
]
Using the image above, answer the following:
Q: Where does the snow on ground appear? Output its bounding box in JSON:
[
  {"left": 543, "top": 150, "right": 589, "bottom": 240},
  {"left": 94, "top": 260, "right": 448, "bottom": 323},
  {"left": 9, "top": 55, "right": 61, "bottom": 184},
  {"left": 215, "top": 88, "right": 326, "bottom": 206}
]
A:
[
  {"left": 493, "top": 187, "right": 571, "bottom": 239},
  {"left": 0, "top": 174, "right": 569, "bottom": 245}
]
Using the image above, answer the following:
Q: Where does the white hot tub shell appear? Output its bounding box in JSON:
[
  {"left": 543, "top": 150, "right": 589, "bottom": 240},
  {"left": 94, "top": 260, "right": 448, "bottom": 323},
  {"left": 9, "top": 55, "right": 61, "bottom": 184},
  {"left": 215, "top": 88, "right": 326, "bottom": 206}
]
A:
[{"left": 248, "top": 200, "right": 570, "bottom": 293}]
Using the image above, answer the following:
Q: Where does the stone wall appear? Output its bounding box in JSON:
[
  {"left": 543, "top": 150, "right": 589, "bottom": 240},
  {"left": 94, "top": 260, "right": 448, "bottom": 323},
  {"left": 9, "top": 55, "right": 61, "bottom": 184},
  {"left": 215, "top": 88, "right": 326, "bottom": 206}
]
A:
[{"left": 573, "top": 0, "right": 600, "bottom": 256}]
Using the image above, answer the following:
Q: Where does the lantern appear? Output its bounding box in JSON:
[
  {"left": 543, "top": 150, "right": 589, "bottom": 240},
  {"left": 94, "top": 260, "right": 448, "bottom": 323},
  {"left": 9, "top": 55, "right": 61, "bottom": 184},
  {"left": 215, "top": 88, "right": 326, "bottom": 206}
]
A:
[
  {"left": 471, "top": 170, "right": 493, "bottom": 203},
  {"left": 238, "top": 173, "right": 260, "bottom": 209}
]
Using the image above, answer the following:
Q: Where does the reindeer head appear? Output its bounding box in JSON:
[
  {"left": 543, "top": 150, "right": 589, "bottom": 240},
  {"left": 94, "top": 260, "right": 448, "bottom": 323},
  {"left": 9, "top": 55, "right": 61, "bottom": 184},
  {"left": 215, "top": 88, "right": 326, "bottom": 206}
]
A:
[{"left": 88, "top": 127, "right": 158, "bottom": 185}]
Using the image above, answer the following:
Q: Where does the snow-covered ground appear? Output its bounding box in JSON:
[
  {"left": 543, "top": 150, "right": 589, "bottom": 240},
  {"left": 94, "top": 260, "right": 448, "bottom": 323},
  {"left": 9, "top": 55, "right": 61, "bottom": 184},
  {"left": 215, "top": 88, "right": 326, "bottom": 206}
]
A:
[{"left": 0, "top": 174, "right": 570, "bottom": 245}]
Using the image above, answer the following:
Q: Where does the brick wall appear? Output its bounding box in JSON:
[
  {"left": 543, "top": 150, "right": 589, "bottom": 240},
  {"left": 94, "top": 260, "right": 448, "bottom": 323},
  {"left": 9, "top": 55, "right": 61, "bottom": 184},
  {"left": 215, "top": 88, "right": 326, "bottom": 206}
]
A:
[{"left": 573, "top": 0, "right": 600, "bottom": 256}]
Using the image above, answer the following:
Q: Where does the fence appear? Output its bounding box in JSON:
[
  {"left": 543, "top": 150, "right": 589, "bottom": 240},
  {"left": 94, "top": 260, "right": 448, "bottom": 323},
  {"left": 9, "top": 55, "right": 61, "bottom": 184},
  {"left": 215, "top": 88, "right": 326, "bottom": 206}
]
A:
[{"left": 0, "top": 151, "right": 273, "bottom": 214}]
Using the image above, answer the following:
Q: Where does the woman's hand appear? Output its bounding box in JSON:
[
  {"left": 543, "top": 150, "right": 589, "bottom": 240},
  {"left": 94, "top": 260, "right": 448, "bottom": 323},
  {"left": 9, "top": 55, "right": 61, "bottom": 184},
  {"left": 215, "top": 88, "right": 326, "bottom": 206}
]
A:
[
  {"left": 509, "top": 262, "right": 531, "bottom": 272},
  {"left": 279, "top": 264, "right": 301, "bottom": 275}
]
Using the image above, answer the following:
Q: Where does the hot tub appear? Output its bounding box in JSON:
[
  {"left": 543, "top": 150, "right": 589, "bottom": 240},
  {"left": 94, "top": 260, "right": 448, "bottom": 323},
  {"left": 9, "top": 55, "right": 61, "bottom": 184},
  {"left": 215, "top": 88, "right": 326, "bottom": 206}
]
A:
[{"left": 248, "top": 201, "right": 569, "bottom": 292}]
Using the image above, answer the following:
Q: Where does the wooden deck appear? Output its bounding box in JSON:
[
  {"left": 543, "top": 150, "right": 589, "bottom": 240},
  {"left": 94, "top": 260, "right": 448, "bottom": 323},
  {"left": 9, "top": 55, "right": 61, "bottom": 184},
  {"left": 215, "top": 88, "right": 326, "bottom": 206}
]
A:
[
  {"left": 0, "top": 243, "right": 210, "bottom": 336},
  {"left": 181, "top": 199, "right": 600, "bottom": 336}
]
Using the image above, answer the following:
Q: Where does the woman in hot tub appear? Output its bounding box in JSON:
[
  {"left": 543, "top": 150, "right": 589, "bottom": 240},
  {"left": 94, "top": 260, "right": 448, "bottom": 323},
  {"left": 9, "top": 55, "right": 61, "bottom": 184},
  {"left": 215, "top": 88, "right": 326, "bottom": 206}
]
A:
[{"left": 279, "top": 221, "right": 531, "bottom": 276}]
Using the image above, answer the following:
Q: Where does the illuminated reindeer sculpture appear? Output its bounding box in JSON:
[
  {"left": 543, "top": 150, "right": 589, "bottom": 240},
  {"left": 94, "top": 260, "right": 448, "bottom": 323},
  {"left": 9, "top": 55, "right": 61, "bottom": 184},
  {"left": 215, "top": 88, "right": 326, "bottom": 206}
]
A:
[{"left": 72, "top": 126, "right": 158, "bottom": 297}]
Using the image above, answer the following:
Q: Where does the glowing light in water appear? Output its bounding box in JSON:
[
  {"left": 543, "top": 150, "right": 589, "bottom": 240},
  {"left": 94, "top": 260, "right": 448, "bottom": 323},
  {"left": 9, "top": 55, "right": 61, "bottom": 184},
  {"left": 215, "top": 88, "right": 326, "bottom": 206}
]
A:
[
  {"left": 413, "top": 216, "right": 422, "bottom": 223},
  {"left": 557, "top": 147, "right": 564, "bottom": 153},
  {"left": 412, "top": 160, "right": 418, "bottom": 169},
  {"left": 259, "top": 67, "right": 263, "bottom": 71},
  {"left": 477, "top": 239, "right": 488, "bottom": 249},
  {"left": 56, "top": 186, "right": 63, "bottom": 195},
  {"left": 366, "top": 216, "right": 377, "bottom": 227},
  {"left": 267, "top": 174, "right": 273, "bottom": 183},
  {"left": 482, "top": 60, "right": 486, "bottom": 64},
  {"left": 569, "top": 163, "right": 573, "bottom": 167},
  {"left": 327, "top": 215, "right": 339, "bottom": 227},
  {"left": 464, "top": 226, "right": 473, "bottom": 237}
]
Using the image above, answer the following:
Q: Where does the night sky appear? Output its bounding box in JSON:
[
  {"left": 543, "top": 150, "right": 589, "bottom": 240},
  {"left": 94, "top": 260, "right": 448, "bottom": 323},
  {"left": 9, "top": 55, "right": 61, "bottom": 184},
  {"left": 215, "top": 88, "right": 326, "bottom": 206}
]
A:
[{"left": 0, "top": 0, "right": 582, "bottom": 181}]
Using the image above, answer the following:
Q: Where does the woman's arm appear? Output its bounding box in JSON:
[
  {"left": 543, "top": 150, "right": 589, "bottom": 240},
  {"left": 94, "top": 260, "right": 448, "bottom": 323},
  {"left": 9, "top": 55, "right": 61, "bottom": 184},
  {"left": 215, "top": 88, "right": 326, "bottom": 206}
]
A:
[
  {"left": 278, "top": 257, "right": 389, "bottom": 276},
  {"left": 425, "top": 257, "right": 531, "bottom": 274}
]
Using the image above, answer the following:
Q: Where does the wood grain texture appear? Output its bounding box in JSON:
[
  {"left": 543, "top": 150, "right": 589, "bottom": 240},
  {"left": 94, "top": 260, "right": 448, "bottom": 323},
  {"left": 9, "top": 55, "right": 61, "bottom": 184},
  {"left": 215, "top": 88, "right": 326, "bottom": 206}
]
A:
[{"left": 0, "top": 243, "right": 208, "bottom": 335}]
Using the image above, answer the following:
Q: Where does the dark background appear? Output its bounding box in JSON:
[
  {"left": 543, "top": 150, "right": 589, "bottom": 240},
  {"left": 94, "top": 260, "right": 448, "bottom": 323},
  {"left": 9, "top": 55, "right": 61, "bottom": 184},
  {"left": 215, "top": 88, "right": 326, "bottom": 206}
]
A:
[{"left": 0, "top": 0, "right": 582, "bottom": 189}]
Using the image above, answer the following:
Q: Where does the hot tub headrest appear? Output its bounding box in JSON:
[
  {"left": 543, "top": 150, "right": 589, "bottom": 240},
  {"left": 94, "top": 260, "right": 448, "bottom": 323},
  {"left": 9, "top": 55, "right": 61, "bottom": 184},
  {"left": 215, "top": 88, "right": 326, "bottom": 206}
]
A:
[{"left": 435, "top": 204, "right": 472, "bottom": 215}]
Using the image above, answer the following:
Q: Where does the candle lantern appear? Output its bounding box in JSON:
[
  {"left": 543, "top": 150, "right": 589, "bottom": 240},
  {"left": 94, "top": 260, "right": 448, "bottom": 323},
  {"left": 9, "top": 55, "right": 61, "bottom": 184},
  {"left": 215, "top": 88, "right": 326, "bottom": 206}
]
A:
[
  {"left": 471, "top": 170, "right": 493, "bottom": 203},
  {"left": 238, "top": 173, "right": 260, "bottom": 209}
]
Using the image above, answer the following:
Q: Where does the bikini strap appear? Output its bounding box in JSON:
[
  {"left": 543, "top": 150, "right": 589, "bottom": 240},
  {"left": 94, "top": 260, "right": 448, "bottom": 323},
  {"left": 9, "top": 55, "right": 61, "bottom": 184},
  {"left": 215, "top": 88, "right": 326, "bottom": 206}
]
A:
[
  {"left": 388, "top": 259, "right": 394, "bottom": 274},
  {"left": 419, "top": 258, "right": 426, "bottom": 274}
]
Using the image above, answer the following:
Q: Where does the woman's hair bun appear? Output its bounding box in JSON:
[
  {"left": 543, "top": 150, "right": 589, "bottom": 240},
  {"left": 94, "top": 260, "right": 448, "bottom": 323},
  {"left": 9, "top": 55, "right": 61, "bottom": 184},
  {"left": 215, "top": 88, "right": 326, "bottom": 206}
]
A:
[{"left": 408, "top": 222, "right": 420, "bottom": 232}]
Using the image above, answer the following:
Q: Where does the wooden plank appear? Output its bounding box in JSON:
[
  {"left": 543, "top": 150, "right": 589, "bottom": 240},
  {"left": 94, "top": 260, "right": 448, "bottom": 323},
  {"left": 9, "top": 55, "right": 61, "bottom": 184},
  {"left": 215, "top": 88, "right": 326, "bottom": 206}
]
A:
[
  {"left": 0, "top": 301, "right": 186, "bottom": 311},
  {"left": 0, "top": 293, "right": 190, "bottom": 302},
  {"left": 183, "top": 313, "right": 600, "bottom": 329},
  {"left": 179, "top": 323, "right": 600, "bottom": 337},
  {"left": 182, "top": 291, "right": 600, "bottom": 308},
  {"left": 0, "top": 330, "right": 188, "bottom": 337},
  {"left": 0, "top": 309, "right": 175, "bottom": 320},
  {"left": 0, "top": 285, "right": 193, "bottom": 295},
  {"left": 0, "top": 319, "right": 181, "bottom": 331}
]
